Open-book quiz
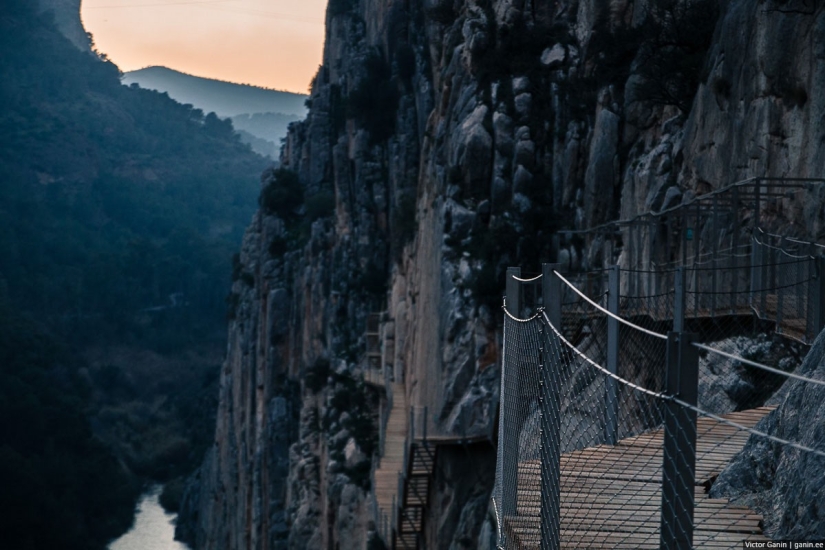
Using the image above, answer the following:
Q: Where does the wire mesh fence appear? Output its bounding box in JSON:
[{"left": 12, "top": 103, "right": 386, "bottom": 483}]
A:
[
  {"left": 494, "top": 304, "right": 545, "bottom": 549},
  {"left": 492, "top": 179, "right": 825, "bottom": 548},
  {"left": 494, "top": 260, "right": 825, "bottom": 549},
  {"left": 495, "top": 282, "right": 672, "bottom": 548},
  {"left": 750, "top": 230, "right": 825, "bottom": 344},
  {"left": 494, "top": 267, "right": 673, "bottom": 549}
]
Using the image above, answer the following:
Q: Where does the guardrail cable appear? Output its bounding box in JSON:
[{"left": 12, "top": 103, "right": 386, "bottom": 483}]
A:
[
  {"left": 693, "top": 342, "right": 825, "bottom": 387},
  {"left": 554, "top": 270, "right": 669, "bottom": 341}
]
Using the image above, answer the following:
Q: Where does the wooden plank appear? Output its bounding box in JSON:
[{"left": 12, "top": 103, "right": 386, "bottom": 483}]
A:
[{"left": 507, "top": 407, "right": 774, "bottom": 549}]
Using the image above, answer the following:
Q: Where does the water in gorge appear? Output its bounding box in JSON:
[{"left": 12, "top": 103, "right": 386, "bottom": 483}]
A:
[{"left": 109, "top": 486, "right": 189, "bottom": 550}]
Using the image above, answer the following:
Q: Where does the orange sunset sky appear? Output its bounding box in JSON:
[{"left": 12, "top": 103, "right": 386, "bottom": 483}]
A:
[{"left": 80, "top": 0, "right": 328, "bottom": 94}]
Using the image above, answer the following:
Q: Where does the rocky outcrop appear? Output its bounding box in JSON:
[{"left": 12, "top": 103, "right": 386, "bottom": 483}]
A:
[
  {"left": 183, "top": 1, "right": 825, "bottom": 548},
  {"left": 679, "top": 1, "right": 825, "bottom": 189},
  {"left": 699, "top": 334, "right": 803, "bottom": 415},
  {"left": 711, "top": 329, "right": 825, "bottom": 539}
]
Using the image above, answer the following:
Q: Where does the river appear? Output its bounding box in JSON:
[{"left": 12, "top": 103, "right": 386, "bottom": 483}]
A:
[{"left": 109, "top": 486, "right": 189, "bottom": 550}]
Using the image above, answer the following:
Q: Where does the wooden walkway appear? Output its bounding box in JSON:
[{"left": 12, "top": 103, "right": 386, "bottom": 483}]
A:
[
  {"left": 505, "top": 407, "right": 775, "bottom": 549},
  {"left": 374, "top": 382, "right": 407, "bottom": 536}
]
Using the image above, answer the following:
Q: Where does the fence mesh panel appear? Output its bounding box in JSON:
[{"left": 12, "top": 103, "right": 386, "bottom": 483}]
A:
[
  {"left": 496, "top": 286, "right": 670, "bottom": 549},
  {"left": 544, "top": 319, "right": 666, "bottom": 549},
  {"left": 494, "top": 180, "right": 825, "bottom": 548},
  {"left": 494, "top": 311, "right": 544, "bottom": 549},
  {"left": 494, "top": 262, "right": 821, "bottom": 549}
]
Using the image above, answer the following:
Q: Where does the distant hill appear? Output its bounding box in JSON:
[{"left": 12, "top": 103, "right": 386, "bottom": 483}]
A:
[
  {"left": 231, "top": 112, "right": 302, "bottom": 156},
  {"left": 123, "top": 66, "right": 308, "bottom": 118},
  {"left": 235, "top": 128, "right": 279, "bottom": 158}
]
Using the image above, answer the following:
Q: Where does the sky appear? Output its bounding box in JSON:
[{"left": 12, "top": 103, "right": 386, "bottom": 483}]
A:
[{"left": 80, "top": 0, "right": 328, "bottom": 94}]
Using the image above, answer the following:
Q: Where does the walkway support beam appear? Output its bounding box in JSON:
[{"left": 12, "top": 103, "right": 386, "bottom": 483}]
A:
[
  {"left": 810, "top": 257, "right": 825, "bottom": 341},
  {"left": 750, "top": 237, "right": 763, "bottom": 308},
  {"left": 673, "top": 267, "right": 685, "bottom": 333},
  {"left": 660, "top": 331, "right": 699, "bottom": 550},
  {"left": 540, "top": 263, "right": 561, "bottom": 550}
]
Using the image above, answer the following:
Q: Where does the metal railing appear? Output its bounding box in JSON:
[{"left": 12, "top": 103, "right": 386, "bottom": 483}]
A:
[{"left": 494, "top": 254, "right": 825, "bottom": 549}]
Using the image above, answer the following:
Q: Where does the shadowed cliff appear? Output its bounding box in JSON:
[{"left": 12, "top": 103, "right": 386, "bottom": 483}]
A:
[{"left": 181, "top": 1, "right": 825, "bottom": 548}]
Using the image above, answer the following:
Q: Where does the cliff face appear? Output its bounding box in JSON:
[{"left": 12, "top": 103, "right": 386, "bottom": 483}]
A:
[
  {"left": 182, "top": 1, "right": 825, "bottom": 548},
  {"left": 711, "top": 330, "right": 825, "bottom": 539}
]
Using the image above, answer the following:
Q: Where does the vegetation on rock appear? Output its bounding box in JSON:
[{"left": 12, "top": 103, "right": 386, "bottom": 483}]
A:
[
  {"left": 0, "top": 306, "right": 140, "bottom": 550},
  {"left": 346, "top": 52, "right": 399, "bottom": 143}
]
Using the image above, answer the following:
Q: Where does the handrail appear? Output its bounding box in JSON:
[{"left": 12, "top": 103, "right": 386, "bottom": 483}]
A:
[
  {"left": 693, "top": 342, "right": 825, "bottom": 387},
  {"left": 566, "top": 177, "right": 823, "bottom": 239},
  {"left": 495, "top": 178, "right": 825, "bottom": 548},
  {"left": 541, "top": 311, "right": 669, "bottom": 400},
  {"left": 554, "top": 270, "right": 669, "bottom": 340}
]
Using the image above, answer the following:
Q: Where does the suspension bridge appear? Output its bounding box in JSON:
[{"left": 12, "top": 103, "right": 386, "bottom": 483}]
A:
[{"left": 494, "top": 178, "right": 825, "bottom": 549}]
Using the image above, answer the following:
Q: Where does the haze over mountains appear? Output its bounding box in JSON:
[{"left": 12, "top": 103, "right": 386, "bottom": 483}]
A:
[
  {"left": 124, "top": 66, "right": 307, "bottom": 157},
  {"left": 123, "top": 66, "right": 307, "bottom": 116}
]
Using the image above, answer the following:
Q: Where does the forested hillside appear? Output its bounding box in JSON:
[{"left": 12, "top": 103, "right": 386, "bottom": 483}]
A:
[
  {"left": 0, "top": 1, "right": 264, "bottom": 345},
  {"left": 0, "top": 1, "right": 269, "bottom": 547},
  {"left": 0, "top": 305, "right": 139, "bottom": 550}
]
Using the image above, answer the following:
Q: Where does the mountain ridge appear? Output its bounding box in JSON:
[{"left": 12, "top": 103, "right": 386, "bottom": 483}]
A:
[{"left": 123, "top": 65, "right": 308, "bottom": 118}]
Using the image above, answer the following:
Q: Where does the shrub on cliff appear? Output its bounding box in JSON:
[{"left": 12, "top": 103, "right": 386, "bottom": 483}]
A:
[
  {"left": 259, "top": 168, "right": 304, "bottom": 221},
  {"left": 395, "top": 43, "right": 416, "bottom": 88},
  {"left": 632, "top": 0, "right": 720, "bottom": 112},
  {"left": 305, "top": 357, "right": 331, "bottom": 393},
  {"left": 305, "top": 191, "right": 336, "bottom": 222},
  {"left": 391, "top": 192, "right": 417, "bottom": 257},
  {"left": 562, "top": 0, "right": 720, "bottom": 120},
  {"left": 426, "top": 2, "right": 457, "bottom": 26},
  {"left": 347, "top": 53, "right": 398, "bottom": 143}
]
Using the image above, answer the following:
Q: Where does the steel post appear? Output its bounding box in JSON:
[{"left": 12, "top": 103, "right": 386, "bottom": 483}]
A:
[
  {"left": 606, "top": 265, "right": 620, "bottom": 445},
  {"left": 731, "top": 186, "right": 740, "bottom": 313},
  {"left": 660, "top": 331, "right": 699, "bottom": 550},
  {"left": 500, "top": 267, "right": 522, "bottom": 518},
  {"left": 811, "top": 257, "right": 825, "bottom": 340},
  {"left": 540, "top": 263, "right": 561, "bottom": 550},
  {"left": 674, "top": 267, "right": 685, "bottom": 333},
  {"left": 410, "top": 408, "right": 415, "bottom": 443},
  {"left": 422, "top": 406, "right": 427, "bottom": 443},
  {"left": 751, "top": 238, "right": 762, "bottom": 309},
  {"left": 694, "top": 203, "right": 701, "bottom": 316},
  {"left": 711, "top": 195, "right": 718, "bottom": 316},
  {"left": 776, "top": 238, "right": 786, "bottom": 333}
]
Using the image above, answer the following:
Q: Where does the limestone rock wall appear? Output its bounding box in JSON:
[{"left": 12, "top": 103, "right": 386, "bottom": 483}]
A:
[
  {"left": 182, "top": 1, "right": 825, "bottom": 548},
  {"left": 712, "top": 330, "right": 825, "bottom": 539}
]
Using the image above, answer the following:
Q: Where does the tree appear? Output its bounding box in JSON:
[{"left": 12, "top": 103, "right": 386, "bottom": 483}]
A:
[{"left": 632, "top": 0, "right": 721, "bottom": 113}]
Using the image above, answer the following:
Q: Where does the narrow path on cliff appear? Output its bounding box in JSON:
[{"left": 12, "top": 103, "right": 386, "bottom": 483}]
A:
[{"left": 374, "top": 383, "right": 407, "bottom": 539}]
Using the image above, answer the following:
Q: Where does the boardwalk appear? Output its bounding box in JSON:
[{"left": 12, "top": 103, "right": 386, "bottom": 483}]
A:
[
  {"left": 374, "top": 382, "right": 407, "bottom": 531},
  {"left": 496, "top": 180, "right": 825, "bottom": 549},
  {"left": 372, "top": 381, "right": 490, "bottom": 548},
  {"left": 505, "top": 407, "right": 774, "bottom": 549}
]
